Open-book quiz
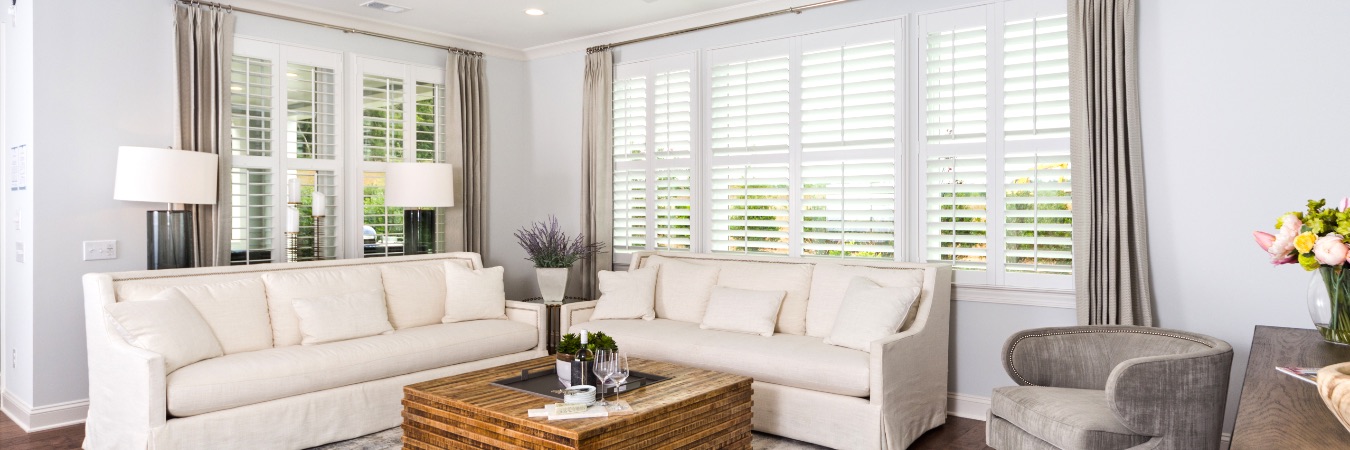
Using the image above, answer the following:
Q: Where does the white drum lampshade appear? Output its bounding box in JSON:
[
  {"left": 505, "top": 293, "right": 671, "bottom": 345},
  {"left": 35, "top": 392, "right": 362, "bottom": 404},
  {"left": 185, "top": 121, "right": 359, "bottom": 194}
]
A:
[
  {"left": 113, "top": 146, "right": 219, "bottom": 270},
  {"left": 384, "top": 162, "right": 454, "bottom": 207},
  {"left": 384, "top": 163, "right": 453, "bottom": 255}
]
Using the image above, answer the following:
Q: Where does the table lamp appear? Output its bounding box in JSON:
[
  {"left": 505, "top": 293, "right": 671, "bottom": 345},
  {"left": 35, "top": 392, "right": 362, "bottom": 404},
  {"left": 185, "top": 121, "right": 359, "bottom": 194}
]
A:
[
  {"left": 384, "top": 163, "right": 454, "bottom": 255},
  {"left": 114, "top": 146, "right": 219, "bottom": 269}
]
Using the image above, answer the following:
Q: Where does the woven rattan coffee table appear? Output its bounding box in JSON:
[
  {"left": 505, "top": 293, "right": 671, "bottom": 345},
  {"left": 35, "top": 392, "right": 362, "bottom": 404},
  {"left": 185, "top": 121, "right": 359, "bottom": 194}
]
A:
[{"left": 402, "top": 356, "right": 753, "bottom": 449}]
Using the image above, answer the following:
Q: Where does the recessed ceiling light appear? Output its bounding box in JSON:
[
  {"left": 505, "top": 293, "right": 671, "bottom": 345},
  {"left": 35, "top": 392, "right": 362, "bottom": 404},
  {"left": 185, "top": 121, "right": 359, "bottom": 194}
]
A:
[
  {"left": 524, "top": 9, "right": 545, "bottom": 16},
  {"left": 359, "top": 1, "right": 411, "bottom": 13}
]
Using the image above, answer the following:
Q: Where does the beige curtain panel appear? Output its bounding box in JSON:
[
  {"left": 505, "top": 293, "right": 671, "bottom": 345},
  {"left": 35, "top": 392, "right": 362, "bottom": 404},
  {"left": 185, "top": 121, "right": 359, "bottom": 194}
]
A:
[
  {"left": 579, "top": 50, "right": 615, "bottom": 300},
  {"left": 1069, "top": 0, "right": 1154, "bottom": 326},
  {"left": 176, "top": 3, "right": 235, "bottom": 267},
  {"left": 447, "top": 51, "right": 489, "bottom": 254}
]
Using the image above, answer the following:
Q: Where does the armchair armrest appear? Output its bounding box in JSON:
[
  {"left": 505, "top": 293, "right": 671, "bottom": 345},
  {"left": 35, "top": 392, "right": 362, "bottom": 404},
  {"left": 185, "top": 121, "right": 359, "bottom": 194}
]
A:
[
  {"left": 1106, "top": 335, "right": 1233, "bottom": 443},
  {"left": 559, "top": 300, "right": 599, "bottom": 334},
  {"left": 505, "top": 300, "right": 549, "bottom": 356},
  {"left": 1003, "top": 325, "right": 1146, "bottom": 390}
]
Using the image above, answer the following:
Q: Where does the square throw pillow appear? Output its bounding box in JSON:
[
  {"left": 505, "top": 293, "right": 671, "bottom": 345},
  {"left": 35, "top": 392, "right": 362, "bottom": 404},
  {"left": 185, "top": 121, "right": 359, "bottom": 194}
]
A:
[
  {"left": 380, "top": 263, "right": 448, "bottom": 329},
  {"left": 699, "top": 286, "right": 785, "bottom": 337},
  {"left": 715, "top": 261, "right": 814, "bottom": 335},
  {"left": 443, "top": 262, "right": 508, "bottom": 323},
  {"left": 805, "top": 263, "right": 926, "bottom": 337},
  {"left": 261, "top": 266, "right": 384, "bottom": 347},
  {"left": 590, "top": 266, "right": 658, "bottom": 321},
  {"left": 645, "top": 256, "right": 721, "bottom": 323},
  {"left": 104, "top": 297, "right": 224, "bottom": 373},
  {"left": 292, "top": 289, "right": 395, "bottom": 345},
  {"left": 149, "top": 278, "right": 273, "bottom": 354},
  {"left": 824, "top": 277, "right": 922, "bottom": 352}
]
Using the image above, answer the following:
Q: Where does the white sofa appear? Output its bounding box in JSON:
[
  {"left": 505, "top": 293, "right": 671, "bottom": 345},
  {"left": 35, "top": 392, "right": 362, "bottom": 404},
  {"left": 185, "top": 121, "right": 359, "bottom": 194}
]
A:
[
  {"left": 561, "top": 252, "right": 953, "bottom": 450},
  {"left": 81, "top": 253, "right": 548, "bottom": 450}
]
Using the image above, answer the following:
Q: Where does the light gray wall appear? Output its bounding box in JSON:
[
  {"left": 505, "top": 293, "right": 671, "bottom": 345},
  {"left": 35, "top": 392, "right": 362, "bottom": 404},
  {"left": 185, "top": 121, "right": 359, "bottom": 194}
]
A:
[
  {"left": 1138, "top": 0, "right": 1350, "bottom": 430},
  {"left": 3, "top": 0, "right": 38, "bottom": 405}
]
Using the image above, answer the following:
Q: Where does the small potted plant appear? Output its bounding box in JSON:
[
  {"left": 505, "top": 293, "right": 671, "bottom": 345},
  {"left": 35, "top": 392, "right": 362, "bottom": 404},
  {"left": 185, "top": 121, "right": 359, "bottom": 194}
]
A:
[
  {"left": 514, "top": 215, "right": 605, "bottom": 303},
  {"left": 555, "top": 331, "right": 618, "bottom": 385}
]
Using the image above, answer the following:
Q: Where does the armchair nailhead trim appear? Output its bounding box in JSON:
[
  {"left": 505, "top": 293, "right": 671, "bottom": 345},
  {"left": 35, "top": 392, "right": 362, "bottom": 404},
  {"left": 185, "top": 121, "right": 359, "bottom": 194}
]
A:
[{"left": 1005, "top": 329, "right": 1217, "bottom": 386}]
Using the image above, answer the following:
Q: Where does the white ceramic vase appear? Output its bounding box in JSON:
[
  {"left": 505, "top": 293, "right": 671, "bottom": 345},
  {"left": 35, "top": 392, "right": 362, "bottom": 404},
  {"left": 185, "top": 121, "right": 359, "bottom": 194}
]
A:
[
  {"left": 536, "top": 267, "right": 569, "bottom": 303},
  {"left": 556, "top": 358, "right": 572, "bottom": 386}
]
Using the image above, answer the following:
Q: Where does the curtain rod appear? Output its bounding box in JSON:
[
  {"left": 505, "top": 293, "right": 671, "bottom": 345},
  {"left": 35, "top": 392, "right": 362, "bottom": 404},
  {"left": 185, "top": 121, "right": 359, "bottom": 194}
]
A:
[
  {"left": 586, "top": 0, "right": 853, "bottom": 54},
  {"left": 177, "top": 0, "right": 484, "bottom": 57}
]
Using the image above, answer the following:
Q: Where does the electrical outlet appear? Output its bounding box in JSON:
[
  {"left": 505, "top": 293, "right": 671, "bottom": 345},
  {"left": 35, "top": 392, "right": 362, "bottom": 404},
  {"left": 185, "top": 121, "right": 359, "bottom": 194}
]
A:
[
  {"left": 14, "top": 241, "right": 22, "bottom": 263},
  {"left": 83, "top": 240, "right": 117, "bottom": 261},
  {"left": 10, "top": 349, "right": 15, "bottom": 369}
]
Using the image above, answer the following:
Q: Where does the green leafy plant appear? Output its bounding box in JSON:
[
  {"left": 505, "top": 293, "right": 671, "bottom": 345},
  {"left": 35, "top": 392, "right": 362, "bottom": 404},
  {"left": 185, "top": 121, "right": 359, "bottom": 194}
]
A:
[{"left": 556, "top": 331, "right": 618, "bottom": 355}]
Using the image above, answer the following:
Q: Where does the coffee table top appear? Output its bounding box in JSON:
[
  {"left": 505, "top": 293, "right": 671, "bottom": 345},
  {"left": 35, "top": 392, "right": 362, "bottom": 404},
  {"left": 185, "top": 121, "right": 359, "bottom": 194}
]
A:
[{"left": 403, "top": 356, "right": 752, "bottom": 440}]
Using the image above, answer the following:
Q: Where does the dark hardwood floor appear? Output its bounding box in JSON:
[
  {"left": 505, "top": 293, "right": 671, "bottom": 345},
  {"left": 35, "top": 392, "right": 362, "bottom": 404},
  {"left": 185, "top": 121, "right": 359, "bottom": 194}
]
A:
[{"left": 1, "top": 411, "right": 991, "bottom": 449}]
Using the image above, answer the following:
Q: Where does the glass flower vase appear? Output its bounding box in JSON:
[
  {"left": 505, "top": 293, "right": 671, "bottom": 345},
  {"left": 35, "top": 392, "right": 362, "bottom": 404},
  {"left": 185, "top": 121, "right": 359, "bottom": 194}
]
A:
[{"left": 1308, "top": 266, "right": 1350, "bottom": 346}]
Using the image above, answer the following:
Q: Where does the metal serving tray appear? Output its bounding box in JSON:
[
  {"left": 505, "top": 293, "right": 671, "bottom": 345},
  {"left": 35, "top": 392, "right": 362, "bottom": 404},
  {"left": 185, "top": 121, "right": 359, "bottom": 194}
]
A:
[{"left": 489, "top": 365, "right": 670, "bottom": 401}]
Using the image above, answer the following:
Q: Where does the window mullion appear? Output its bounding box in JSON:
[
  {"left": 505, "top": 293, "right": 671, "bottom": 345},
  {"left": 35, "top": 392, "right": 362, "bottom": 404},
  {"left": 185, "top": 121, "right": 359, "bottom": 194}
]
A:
[
  {"left": 644, "top": 69, "right": 658, "bottom": 251},
  {"left": 787, "top": 38, "right": 804, "bottom": 258},
  {"left": 988, "top": 3, "right": 1008, "bottom": 284}
]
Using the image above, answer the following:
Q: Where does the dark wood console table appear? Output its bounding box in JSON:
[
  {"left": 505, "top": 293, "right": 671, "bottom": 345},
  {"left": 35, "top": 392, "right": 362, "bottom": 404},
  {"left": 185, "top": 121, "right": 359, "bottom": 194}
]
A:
[{"left": 1230, "top": 325, "right": 1350, "bottom": 449}]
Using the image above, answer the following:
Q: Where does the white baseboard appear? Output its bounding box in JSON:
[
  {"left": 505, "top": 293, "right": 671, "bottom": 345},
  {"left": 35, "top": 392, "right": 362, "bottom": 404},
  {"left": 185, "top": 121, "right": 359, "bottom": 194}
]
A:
[
  {"left": 1, "top": 390, "right": 89, "bottom": 432},
  {"left": 947, "top": 392, "right": 1233, "bottom": 449}
]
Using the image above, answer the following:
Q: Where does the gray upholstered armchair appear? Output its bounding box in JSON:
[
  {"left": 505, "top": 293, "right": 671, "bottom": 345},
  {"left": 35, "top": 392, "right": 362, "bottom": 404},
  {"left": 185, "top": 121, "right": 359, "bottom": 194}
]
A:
[{"left": 986, "top": 326, "right": 1234, "bottom": 450}]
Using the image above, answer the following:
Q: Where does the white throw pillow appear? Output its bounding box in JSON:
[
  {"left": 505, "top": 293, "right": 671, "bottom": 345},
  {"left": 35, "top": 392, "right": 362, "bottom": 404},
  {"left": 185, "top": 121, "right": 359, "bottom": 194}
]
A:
[
  {"left": 262, "top": 267, "right": 385, "bottom": 347},
  {"left": 104, "top": 297, "right": 224, "bottom": 373},
  {"left": 715, "top": 261, "right": 814, "bottom": 335},
  {"left": 805, "top": 263, "right": 926, "bottom": 337},
  {"left": 149, "top": 278, "right": 273, "bottom": 354},
  {"left": 380, "top": 263, "right": 448, "bottom": 329},
  {"left": 292, "top": 289, "right": 395, "bottom": 345},
  {"left": 442, "top": 262, "right": 508, "bottom": 323},
  {"left": 824, "top": 277, "right": 922, "bottom": 352},
  {"left": 590, "top": 266, "right": 658, "bottom": 320},
  {"left": 699, "top": 286, "right": 785, "bottom": 337},
  {"left": 645, "top": 256, "right": 721, "bottom": 323}
]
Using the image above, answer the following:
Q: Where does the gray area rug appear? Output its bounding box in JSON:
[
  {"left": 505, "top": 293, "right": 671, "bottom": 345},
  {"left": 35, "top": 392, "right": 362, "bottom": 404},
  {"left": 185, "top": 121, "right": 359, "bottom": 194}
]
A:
[{"left": 310, "top": 427, "right": 828, "bottom": 449}]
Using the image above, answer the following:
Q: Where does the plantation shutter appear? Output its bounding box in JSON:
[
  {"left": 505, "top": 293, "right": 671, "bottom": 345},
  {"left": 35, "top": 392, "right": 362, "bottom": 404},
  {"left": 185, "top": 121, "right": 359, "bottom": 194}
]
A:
[
  {"left": 708, "top": 41, "right": 792, "bottom": 255},
  {"left": 798, "top": 23, "right": 900, "bottom": 258},
  {"left": 612, "top": 74, "right": 648, "bottom": 251},
  {"left": 229, "top": 167, "right": 274, "bottom": 265}
]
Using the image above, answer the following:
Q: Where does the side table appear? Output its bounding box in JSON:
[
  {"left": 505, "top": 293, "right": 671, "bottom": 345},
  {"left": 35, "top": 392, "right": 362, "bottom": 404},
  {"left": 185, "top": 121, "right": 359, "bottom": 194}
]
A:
[
  {"left": 519, "top": 296, "right": 589, "bottom": 354},
  {"left": 1230, "top": 325, "right": 1350, "bottom": 449}
]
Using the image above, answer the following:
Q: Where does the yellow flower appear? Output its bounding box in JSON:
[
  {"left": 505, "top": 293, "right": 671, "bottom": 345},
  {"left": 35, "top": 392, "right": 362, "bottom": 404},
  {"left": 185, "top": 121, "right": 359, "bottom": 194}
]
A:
[{"left": 1294, "top": 232, "right": 1319, "bottom": 254}]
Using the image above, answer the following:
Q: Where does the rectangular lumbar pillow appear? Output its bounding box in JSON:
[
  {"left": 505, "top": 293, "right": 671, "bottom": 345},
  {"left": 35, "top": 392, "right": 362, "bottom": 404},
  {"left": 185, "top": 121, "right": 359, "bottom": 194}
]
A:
[
  {"left": 443, "top": 262, "right": 508, "bottom": 323},
  {"left": 380, "top": 263, "right": 448, "bottom": 329},
  {"left": 292, "top": 289, "right": 395, "bottom": 345},
  {"left": 700, "top": 286, "right": 785, "bottom": 337},
  {"left": 645, "top": 255, "right": 721, "bottom": 323},
  {"left": 824, "top": 277, "right": 922, "bottom": 352},
  {"left": 104, "top": 297, "right": 224, "bottom": 373},
  {"left": 590, "top": 266, "right": 658, "bottom": 320},
  {"left": 262, "top": 266, "right": 384, "bottom": 347},
  {"left": 149, "top": 278, "right": 273, "bottom": 354}
]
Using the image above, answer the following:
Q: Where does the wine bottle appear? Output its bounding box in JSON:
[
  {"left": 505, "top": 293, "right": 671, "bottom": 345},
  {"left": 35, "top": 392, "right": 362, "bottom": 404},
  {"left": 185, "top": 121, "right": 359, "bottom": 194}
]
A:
[{"left": 572, "top": 330, "right": 595, "bottom": 387}]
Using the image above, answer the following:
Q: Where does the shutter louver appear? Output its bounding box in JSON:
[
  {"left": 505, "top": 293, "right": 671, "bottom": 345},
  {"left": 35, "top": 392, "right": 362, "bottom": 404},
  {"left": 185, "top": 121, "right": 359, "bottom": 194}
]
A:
[
  {"left": 710, "top": 56, "right": 790, "bottom": 157},
  {"left": 1004, "top": 15, "right": 1069, "bottom": 139},
  {"left": 230, "top": 167, "right": 274, "bottom": 265},
  {"left": 924, "top": 27, "right": 987, "bottom": 144},
  {"left": 414, "top": 81, "right": 445, "bottom": 163},
  {"left": 290, "top": 170, "right": 338, "bottom": 261},
  {"left": 653, "top": 168, "right": 692, "bottom": 250},
  {"left": 1004, "top": 152, "right": 1071, "bottom": 274},
  {"left": 612, "top": 75, "right": 648, "bottom": 252},
  {"left": 612, "top": 169, "right": 647, "bottom": 251},
  {"left": 924, "top": 155, "right": 988, "bottom": 270},
  {"left": 285, "top": 64, "right": 336, "bottom": 160},
  {"left": 710, "top": 164, "right": 791, "bottom": 255},
  {"left": 231, "top": 56, "right": 273, "bottom": 157},
  {"left": 361, "top": 75, "right": 404, "bottom": 162},
  {"left": 613, "top": 77, "right": 647, "bottom": 164},
  {"left": 801, "top": 41, "right": 897, "bottom": 153},
  {"left": 801, "top": 160, "right": 895, "bottom": 258},
  {"left": 655, "top": 71, "right": 693, "bottom": 160},
  {"left": 362, "top": 171, "right": 404, "bottom": 258}
]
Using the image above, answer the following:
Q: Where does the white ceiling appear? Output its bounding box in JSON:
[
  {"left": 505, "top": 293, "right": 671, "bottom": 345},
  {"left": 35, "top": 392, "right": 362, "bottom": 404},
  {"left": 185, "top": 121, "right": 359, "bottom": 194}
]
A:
[{"left": 249, "top": 0, "right": 770, "bottom": 50}]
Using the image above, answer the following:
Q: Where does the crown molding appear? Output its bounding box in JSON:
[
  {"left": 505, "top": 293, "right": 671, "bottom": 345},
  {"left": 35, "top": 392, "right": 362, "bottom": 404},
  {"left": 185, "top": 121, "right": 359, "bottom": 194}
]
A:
[{"left": 214, "top": 0, "right": 529, "bottom": 60}]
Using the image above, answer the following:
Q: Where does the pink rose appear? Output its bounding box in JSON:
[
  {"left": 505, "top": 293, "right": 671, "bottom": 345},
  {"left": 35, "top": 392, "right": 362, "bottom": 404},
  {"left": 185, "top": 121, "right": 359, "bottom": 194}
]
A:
[
  {"left": 1265, "top": 214, "right": 1303, "bottom": 264},
  {"left": 1313, "top": 234, "right": 1349, "bottom": 266},
  {"left": 1255, "top": 231, "right": 1297, "bottom": 265},
  {"left": 1341, "top": 197, "right": 1350, "bottom": 211}
]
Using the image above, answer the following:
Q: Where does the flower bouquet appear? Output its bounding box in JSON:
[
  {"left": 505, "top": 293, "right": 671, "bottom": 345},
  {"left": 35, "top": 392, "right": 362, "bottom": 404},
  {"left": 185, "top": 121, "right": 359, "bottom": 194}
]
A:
[{"left": 1254, "top": 198, "right": 1350, "bottom": 345}]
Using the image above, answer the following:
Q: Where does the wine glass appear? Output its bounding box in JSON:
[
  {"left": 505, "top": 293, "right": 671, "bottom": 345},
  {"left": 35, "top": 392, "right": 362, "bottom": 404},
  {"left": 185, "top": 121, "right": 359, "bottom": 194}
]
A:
[
  {"left": 610, "top": 352, "right": 630, "bottom": 393},
  {"left": 592, "top": 350, "right": 614, "bottom": 405}
]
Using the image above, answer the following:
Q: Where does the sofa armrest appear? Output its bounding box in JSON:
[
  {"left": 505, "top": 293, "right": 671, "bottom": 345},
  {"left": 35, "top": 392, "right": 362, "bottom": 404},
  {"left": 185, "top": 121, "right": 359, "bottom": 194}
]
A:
[
  {"left": 868, "top": 265, "right": 951, "bottom": 450},
  {"left": 1106, "top": 338, "right": 1233, "bottom": 443},
  {"left": 559, "top": 300, "right": 599, "bottom": 334},
  {"left": 82, "top": 273, "right": 168, "bottom": 449},
  {"left": 505, "top": 300, "right": 549, "bottom": 356}
]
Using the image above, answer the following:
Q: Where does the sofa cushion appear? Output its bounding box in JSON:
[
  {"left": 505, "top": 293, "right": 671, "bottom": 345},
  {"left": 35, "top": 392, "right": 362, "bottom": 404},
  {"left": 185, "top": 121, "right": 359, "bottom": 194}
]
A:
[
  {"left": 292, "top": 289, "right": 395, "bottom": 345},
  {"left": 572, "top": 319, "right": 869, "bottom": 397},
  {"left": 105, "top": 297, "right": 224, "bottom": 374},
  {"left": 645, "top": 256, "right": 720, "bottom": 323},
  {"left": 591, "top": 266, "right": 658, "bottom": 321},
  {"left": 806, "top": 263, "right": 926, "bottom": 338},
  {"left": 380, "top": 263, "right": 448, "bottom": 329},
  {"left": 147, "top": 278, "right": 273, "bottom": 354},
  {"left": 167, "top": 319, "right": 537, "bottom": 417},
  {"left": 990, "top": 386, "right": 1149, "bottom": 450},
  {"left": 442, "top": 263, "right": 508, "bottom": 323},
  {"left": 262, "top": 267, "right": 385, "bottom": 347},
  {"left": 714, "top": 261, "right": 814, "bottom": 335}
]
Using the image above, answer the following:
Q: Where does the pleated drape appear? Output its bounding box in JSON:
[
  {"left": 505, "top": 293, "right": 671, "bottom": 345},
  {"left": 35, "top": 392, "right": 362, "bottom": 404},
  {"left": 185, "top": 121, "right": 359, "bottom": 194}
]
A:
[
  {"left": 175, "top": 3, "right": 234, "bottom": 267},
  {"left": 1068, "top": 0, "right": 1154, "bottom": 326},
  {"left": 447, "top": 51, "right": 489, "bottom": 254},
  {"left": 579, "top": 50, "right": 614, "bottom": 300}
]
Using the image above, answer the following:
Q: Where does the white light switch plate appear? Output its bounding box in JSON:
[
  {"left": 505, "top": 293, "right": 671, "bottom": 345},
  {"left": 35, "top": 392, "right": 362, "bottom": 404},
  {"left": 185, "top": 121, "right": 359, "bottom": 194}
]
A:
[{"left": 84, "top": 240, "right": 117, "bottom": 261}]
